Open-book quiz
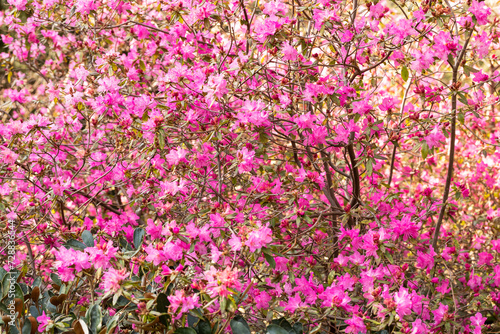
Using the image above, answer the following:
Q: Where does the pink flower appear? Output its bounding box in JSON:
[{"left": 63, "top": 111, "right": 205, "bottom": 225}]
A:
[
  {"left": 392, "top": 215, "right": 419, "bottom": 240},
  {"left": 146, "top": 218, "right": 163, "bottom": 240},
  {"left": 432, "top": 303, "right": 449, "bottom": 325},
  {"left": 246, "top": 224, "right": 273, "bottom": 252},
  {"left": 7, "top": 0, "right": 27, "bottom": 10},
  {"left": 468, "top": 274, "right": 482, "bottom": 292},
  {"left": 0, "top": 147, "right": 19, "bottom": 164},
  {"left": 470, "top": 312, "right": 486, "bottom": 334},
  {"left": 253, "top": 19, "right": 281, "bottom": 43},
  {"left": 493, "top": 266, "right": 500, "bottom": 286},
  {"left": 478, "top": 252, "right": 493, "bottom": 266},
  {"left": 37, "top": 311, "right": 51, "bottom": 332},
  {"left": 75, "top": 0, "right": 97, "bottom": 14},
  {"left": 473, "top": 70, "right": 489, "bottom": 82},
  {"left": 283, "top": 293, "right": 306, "bottom": 312},
  {"left": 237, "top": 147, "right": 256, "bottom": 173},
  {"left": 379, "top": 97, "right": 398, "bottom": 111},
  {"left": 341, "top": 31, "right": 354, "bottom": 43},
  {"left": 469, "top": 0, "right": 491, "bottom": 25},
  {"left": 228, "top": 234, "right": 242, "bottom": 251},
  {"left": 370, "top": 2, "right": 386, "bottom": 19},
  {"left": 282, "top": 41, "right": 298, "bottom": 61},
  {"left": 263, "top": 0, "right": 287, "bottom": 15},
  {"left": 102, "top": 268, "right": 129, "bottom": 293},
  {"left": 345, "top": 315, "right": 366, "bottom": 334},
  {"left": 255, "top": 290, "right": 272, "bottom": 309},
  {"left": 394, "top": 287, "right": 412, "bottom": 317},
  {"left": 411, "top": 319, "right": 428, "bottom": 334},
  {"left": 319, "top": 286, "right": 350, "bottom": 308},
  {"left": 168, "top": 290, "right": 200, "bottom": 319}
]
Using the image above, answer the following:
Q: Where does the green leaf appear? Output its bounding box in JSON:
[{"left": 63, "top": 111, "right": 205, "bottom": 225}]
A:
[
  {"left": 401, "top": 66, "right": 409, "bottom": 81},
  {"left": 14, "top": 283, "right": 24, "bottom": 300},
  {"left": 158, "top": 129, "right": 165, "bottom": 149},
  {"left": 463, "top": 65, "right": 479, "bottom": 73},
  {"left": 156, "top": 293, "right": 170, "bottom": 326},
  {"left": 89, "top": 304, "right": 102, "bottom": 333},
  {"left": 197, "top": 320, "right": 212, "bottom": 334},
  {"left": 81, "top": 230, "right": 94, "bottom": 248},
  {"left": 188, "top": 313, "right": 199, "bottom": 328},
  {"left": 63, "top": 239, "right": 87, "bottom": 251},
  {"left": 106, "top": 314, "right": 120, "bottom": 334},
  {"left": 10, "top": 325, "right": 19, "bottom": 334},
  {"left": 457, "top": 92, "right": 468, "bottom": 105},
  {"left": 267, "top": 324, "right": 289, "bottom": 334},
  {"left": 447, "top": 53, "right": 455, "bottom": 67},
  {"left": 293, "top": 323, "right": 304, "bottom": 334},
  {"left": 271, "top": 319, "right": 292, "bottom": 332},
  {"left": 421, "top": 142, "right": 429, "bottom": 159},
  {"left": 457, "top": 112, "right": 465, "bottom": 125},
  {"left": 385, "top": 252, "right": 394, "bottom": 264},
  {"left": 0, "top": 268, "right": 7, "bottom": 282},
  {"left": 230, "top": 316, "right": 251, "bottom": 334},
  {"left": 133, "top": 228, "right": 145, "bottom": 250},
  {"left": 263, "top": 252, "right": 276, "bottom": 270},
  {"left": 139, "top": 60, "right": 146, "bottom": 71},
  {"left": 366, "top": 159, "right": 373, "bottom": 176},
  {"left": 175, "top": 328, "right": 197, "bottom": 334},
  {"left": 22, "top": 319, "right": 31, "bottom": 334},
  {"left": 29, "top": 305, "right": 39, "bottom": 318}
]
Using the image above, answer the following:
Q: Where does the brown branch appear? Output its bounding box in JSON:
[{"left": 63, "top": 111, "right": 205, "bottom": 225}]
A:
[
  {"left": 347, "top": 133, "right": 360, "bottom": 210},
  {"left": 67, "top": 188, "right": 122, "bottom": 215},
  {"left": 432, "top": 30, "right": 473, "bottom": 250}
]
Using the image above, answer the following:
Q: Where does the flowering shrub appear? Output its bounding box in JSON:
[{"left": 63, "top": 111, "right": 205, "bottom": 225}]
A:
[{"left": 0, "top": 0, "right": 500, "bottom": 333}]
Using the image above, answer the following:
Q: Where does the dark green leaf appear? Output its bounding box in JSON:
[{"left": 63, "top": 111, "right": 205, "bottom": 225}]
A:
[
  {"left": 188, "top": 314, "right": 199, "bottom": 328},
  {"left": 90, "top": 304, "right": 102, "bottom": 333},
  {"left": 82, "top": 230, "right": 94, "bottom": 247},
  {"left": 175, "top": 328, "right": 197, "bottom": 334},
  {"left": 293, "top": 323, "right": 304, "bottom": 334},
  {"left": 230, "top": 316, "right": 251, "bottom": 334},
  {"left": 133, "top": 228, "right": 145, "bottom": 250},
  {"left": 266, "top": 324, "right": 289, "bottom": 334},
  {"left": 51, "top": 273, "right": 62, "bottom": 286},
  {"left": 29, "top": 305, "right": 39, "bottom": 318},
  {"left": 271, "top": 318, "right": 292, "bottom": 332},
  {"left": 263, "top": 252, "right": 276, "bottom": 269},
  {"left": 197, "top": 320, "right": 212, "bottom": 334},
  {"left": 106, "top": 314, "right": 119, "bottom": 334},
  {"left": 14, "top": 283, "right": 23, "bottom": 300},
  {"left": 63, "top": 239, "right": 87, "bottom": 251},
  {"left": 32, "top": 277, "right": 41, "bottom": 288},
  {"left": 157, "top": 293, "right": 170, "bottom": 327},
  {"left": 0, "top": 267, "right": 7, "bottom": 281},
  {"left": 22, "top": 320, "right": 32, "bottom": 334},
  {"left": 10, "top": 325, "right": 19, "bottom": 334}
]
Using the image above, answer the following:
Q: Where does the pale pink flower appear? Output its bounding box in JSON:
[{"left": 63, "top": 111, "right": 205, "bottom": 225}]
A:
[{"left": 102, "top": 268, "right": 128, "bottom": 293}]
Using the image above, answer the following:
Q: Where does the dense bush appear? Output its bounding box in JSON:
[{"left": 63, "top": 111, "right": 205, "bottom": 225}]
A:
[{"left": 0, "top": 0, "right": 499, "bottom": 333}]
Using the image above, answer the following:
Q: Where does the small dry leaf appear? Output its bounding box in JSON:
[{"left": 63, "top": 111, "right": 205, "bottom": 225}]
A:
[
  {"left": 31, "top": 287, "right": 40, "bottom": 303},
  {"left": 28, "top": 316, "right": 38, "bottom": 334}
]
